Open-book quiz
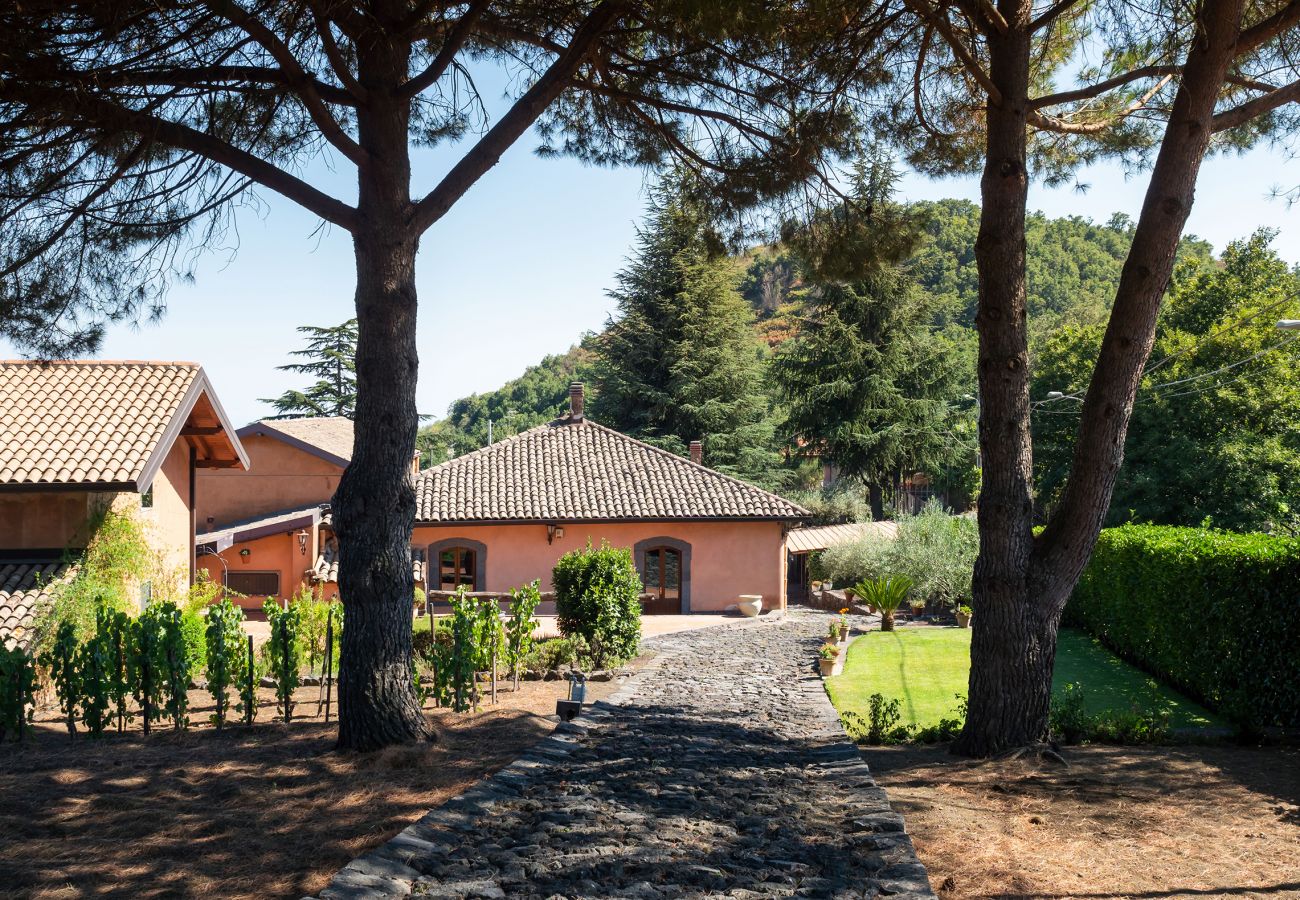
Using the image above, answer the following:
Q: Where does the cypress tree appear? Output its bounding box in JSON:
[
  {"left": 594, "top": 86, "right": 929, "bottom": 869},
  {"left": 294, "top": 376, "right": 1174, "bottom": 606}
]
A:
[{"left": 591, "top": 183, "right": 780, "bottom": 485}]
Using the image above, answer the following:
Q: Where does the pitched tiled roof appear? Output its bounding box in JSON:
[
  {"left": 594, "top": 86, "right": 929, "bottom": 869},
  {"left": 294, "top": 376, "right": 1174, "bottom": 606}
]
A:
[
  {"left": 0, "top": 360, "right": 246, "bottom": 488},
  {"left": 241, "top": 416, "right": 353, "bottom": 467},
  {"left": 414, "top": 417, "right": 809, "bottom": 523},
  {"left": 0, "top": 560, "right": 72, "bottom": 649},
  {"left": 195, "top": 504, "right": 324, "bottom": 551},
  {"left": 786, "top": 521, "right": 899, "bottom": 554}
]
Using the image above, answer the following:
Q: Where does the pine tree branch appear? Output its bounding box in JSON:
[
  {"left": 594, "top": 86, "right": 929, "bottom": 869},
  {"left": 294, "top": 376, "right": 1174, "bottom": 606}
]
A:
[
  {"left": 0, "top": 80, "right": 358, "bottom": 230},
  {"left": 902, "top": 0, "right": 1003, "bottom": 106},
  {"left": 409, "top": 0, "right": 626, "bottom": 233},
  {"left": 1212, "top": 77, "right": 1300, "bottom": 130},
  {"left": 1031, "top": 66, "right": 1182, "bottom": 109},
  {"left": 400, "top": 0, "right": 492, "bottom": 99}
]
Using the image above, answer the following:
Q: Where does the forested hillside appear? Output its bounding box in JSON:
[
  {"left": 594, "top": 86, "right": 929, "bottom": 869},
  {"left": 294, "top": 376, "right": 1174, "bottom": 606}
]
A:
[{"left": 419, "top": 200, "right": 1292, "bottom": 530}]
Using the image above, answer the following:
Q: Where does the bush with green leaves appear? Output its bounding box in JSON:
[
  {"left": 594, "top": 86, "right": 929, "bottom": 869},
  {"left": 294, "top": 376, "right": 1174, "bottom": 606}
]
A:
[
  {"left": 290, "top": 589, "right": 340, "bottom": 675},
  {"left": 141, "top": 600, "right": 193, "bottom": 730},
  {"left": 96, "top": 607, "right": 132, "bottom": 732},
  {"left": 822, "top": 501, "right": 977, "bottom": 610},
  {"left": 841, "top": 694, "right": 912, "bottom": 745},
  {"left": 520, "top": 635, "right": 591, "bottom": 674},
  {"left": 505, "top": 581, "right": 542, "bottom": 689},
  {"left": 1067, "top": 524, "right": 1300, "bottom": 731},
  {"left": 205, "top": 599, "right": 246, "bottom": 729},
  {"left": 1049, "top": 683, "right": 1171, "bottom": 745},
  {"left": 127, "top": 610, "right": 166, "bottom": 735},
  {"left": 41, "top": 621, "right": 81, "bottom": 735},
  {"left": 0, "top": 644, "right": 37, "bottom": 742},
  {"left": 180, "top": 609, "right": 207, "bottom": 675},
  {"left": 553, "top": 541, "right": 642, "bottom": 668},
  {"left": 77, "top": 626, "right": 114, "bottom": 736},
  {"left": 265, "top": 599, "right": 304, "bottom": 722},
  {"left": 236, "top": 632, "right": 259, "bottom": 725}
]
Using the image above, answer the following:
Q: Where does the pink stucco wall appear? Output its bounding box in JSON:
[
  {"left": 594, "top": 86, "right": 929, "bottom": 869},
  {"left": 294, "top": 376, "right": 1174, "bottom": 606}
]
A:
[
  {"left": 195, "top": 434, "right": 342, "bottom": 528},
  {"left": 196, "top": 529, "right": 315, "bottom": 609},
  {"left": 412, "top": 520, "right": 788, "bottom": 612},
  {"left": 142, "top": 438, "right": 194, "bottom": 594}
]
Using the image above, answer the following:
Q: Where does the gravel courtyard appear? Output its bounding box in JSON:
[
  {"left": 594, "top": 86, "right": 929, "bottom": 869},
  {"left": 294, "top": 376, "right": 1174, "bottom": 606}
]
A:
[{"left": 314, "top": 609, "right": 934, "bottom": 899}]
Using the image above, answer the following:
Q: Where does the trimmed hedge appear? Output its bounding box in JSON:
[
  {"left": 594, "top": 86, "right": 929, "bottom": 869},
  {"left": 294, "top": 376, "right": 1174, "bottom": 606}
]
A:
[{"left": 1066, "top": 524, "right": 1300, "bottom": 730}]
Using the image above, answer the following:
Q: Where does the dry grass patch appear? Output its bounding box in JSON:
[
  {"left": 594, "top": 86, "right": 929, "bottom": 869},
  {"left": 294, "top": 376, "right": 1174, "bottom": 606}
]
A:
[
  {"left": 0, "top": 667, "right": 639, "bottom": 899},
  {"left": 867, "top": 743, "right": 1300, "bottom": 899}
]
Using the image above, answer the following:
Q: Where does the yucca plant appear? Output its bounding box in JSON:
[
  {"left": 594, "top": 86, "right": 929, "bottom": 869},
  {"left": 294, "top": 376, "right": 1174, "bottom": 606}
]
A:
[{"left": 853, "top": 576, "right": 914, "bottom": 632}]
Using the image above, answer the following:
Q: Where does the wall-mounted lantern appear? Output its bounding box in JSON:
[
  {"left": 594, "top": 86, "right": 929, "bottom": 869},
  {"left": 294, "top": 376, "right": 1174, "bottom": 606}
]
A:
[
  {"left": 296, "top": 529, "right": 310, "bottom": 555},
  {"left": 546, "top": 524, "right": 566, "bottom": 544}
]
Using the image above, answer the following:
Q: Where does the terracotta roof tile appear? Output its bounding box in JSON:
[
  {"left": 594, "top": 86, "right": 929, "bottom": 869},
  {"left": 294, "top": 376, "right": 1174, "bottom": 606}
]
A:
[
  {"left": 244, "top": 416, "right": 353, "bottom": 464},
  {"left": 0, "top": 560, "right": 73, "bottom": 650},
  {"left": 0, "top": 361, "right": 199, "bottom": 487},
  {"left": 414, "top": 417, "right": 808, "bottom": 523}
]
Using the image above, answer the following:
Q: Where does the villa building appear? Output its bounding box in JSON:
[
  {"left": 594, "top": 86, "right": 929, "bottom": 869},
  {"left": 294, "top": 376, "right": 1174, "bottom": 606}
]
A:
[{"left": 0, "top": 361, "right": 246, "bottom": 647}]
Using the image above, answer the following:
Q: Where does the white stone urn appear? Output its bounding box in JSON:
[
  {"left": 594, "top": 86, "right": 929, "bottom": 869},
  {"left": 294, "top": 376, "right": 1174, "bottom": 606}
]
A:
[{"left": 736, "top": 595, "right": 763, "bottom": 617}]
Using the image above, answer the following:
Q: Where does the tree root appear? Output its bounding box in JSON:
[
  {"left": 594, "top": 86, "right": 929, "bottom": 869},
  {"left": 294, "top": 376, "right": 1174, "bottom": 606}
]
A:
[{"left": 999, "top": 742, "right": 1070, "bottom": 767}]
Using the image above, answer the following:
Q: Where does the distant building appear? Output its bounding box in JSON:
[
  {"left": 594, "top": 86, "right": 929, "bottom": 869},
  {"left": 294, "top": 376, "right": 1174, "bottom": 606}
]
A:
[{"left": 0, "top": 361, "right": 246, "bottom": 647}]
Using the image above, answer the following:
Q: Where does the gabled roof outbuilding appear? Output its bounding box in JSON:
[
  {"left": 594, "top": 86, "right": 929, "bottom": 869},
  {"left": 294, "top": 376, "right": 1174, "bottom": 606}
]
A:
[
  {"left": 0, "top": 360, "right": 247, "bottom": 491},
  {"left": 414, "top": 415, "right": 808, "bottom": 524}
]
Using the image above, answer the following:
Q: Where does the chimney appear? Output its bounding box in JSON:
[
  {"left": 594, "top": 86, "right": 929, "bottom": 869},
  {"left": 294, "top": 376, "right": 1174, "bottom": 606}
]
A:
[
  {"left": 569, "top": 382, "right": 585, "bottom": 420},
  {"left": 410, "top": 449, "right": 421, "bottom": 478},
  {"left": 689, "top": 440, "right": 703, "bottom": 465}
]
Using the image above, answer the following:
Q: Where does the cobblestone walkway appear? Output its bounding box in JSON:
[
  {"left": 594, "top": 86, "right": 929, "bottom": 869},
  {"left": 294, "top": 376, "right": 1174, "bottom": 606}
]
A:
[{"left": 312, "top": 610, "right": 935, "bottom": 899}]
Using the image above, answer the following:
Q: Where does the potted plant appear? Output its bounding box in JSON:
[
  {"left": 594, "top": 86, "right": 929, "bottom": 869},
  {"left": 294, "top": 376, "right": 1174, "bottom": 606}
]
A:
[
  {"left": 955, "top": 604, "right": 972, "bottom": 628},
  {"left": 818, "top": 643, "right": 842, "bottom": 677},
  {"left": 826, "top": 621, "right": 840, "bottom": 643},
  {"left": 853, "top": 575, "right": 914, "bottom": 632},
  {"left": 909, "top": 598, "right": 927, "bottom": 620},
  {"left": 837, "top": 608, "right": 850, "bottom": 643}
]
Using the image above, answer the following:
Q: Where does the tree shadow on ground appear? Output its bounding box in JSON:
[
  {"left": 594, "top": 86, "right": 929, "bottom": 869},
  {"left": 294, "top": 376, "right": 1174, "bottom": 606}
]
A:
[
  {"left": 0, "top": 694, "right": 561, "bottom": 899},
  {"left": 862, "top": 741, "right": 1300, "bottom": 899}
]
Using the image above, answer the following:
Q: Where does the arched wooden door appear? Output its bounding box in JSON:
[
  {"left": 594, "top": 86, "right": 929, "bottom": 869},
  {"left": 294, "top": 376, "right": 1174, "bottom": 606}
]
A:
[{"left": 642, "top": 545, "right": 682, "bottom": 615}]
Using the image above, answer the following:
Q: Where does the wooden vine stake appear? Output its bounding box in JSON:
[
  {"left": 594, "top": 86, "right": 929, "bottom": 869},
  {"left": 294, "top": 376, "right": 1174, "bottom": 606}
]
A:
[
  {"left": 317, "top": 605, "right": 334, "bottom": 722},
  {"left": 279, "top": 614, "right": 292, "bottom": 725},
  {"left": 490, "top": 642, "right": 497, "bottom": 705},
  {"left": 245, "top": 634, "right": 255, "bottom": 725}
]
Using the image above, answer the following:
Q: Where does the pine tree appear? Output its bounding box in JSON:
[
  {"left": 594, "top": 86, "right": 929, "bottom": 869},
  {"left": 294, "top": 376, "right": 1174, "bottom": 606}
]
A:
[
  {"left": 591, "top": 183, "right": 780, "bottom": 485},
  {"left": 262, "top": 319, "right": 358, "bottom": 419},
  {"left": 771, "top": 159, "right": 966, "bottom": 515}
]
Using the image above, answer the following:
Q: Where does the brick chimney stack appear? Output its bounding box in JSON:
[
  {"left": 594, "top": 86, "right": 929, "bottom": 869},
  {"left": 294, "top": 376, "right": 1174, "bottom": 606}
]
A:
[
  {"left": 411, "top": 450, "right": 421, "bottom": 477},
  {"left": 569, "top": 382, "right": 585, "bottom": 420},
  {"left": 689, "top": 440, "right": 703, "bottom": 465}
]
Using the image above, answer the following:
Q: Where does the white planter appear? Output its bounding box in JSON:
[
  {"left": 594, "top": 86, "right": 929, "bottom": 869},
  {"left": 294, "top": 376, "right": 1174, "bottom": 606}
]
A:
[{"left": 736, "top": 595, "right": 763, "bottom": 617}]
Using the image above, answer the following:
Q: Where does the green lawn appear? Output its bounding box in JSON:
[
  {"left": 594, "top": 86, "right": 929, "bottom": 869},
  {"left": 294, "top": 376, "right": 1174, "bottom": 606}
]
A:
[{"left": 826, "top": 626, "right": 1223, "bottom": 730}]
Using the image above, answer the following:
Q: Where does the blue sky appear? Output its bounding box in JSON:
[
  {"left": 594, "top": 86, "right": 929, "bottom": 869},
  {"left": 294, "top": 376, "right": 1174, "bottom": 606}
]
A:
[{"left": 5, "top": 130, "right": 1298, "bottom": 427}]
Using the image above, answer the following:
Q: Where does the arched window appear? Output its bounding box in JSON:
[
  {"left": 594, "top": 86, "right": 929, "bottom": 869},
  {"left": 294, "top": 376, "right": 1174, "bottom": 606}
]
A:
[
  {"left": 428, "top": 538, "right": 487, "bottom": 593},
  {"left": 633, "top": 537, "right": 692, "bottom": 614}
]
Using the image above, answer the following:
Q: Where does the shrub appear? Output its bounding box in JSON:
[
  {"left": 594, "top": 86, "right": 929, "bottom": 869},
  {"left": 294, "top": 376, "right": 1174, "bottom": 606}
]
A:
[
  {"left": 504, "top": 581, "right": 542, "bottom": 690},
  {"left": 0, "top": 645, "right": 37, "bottom": 742},
  {"left": 1067, "top": 524, "right": 1300, "bottom": 731},
  {"left": 41, "top": 622, "right": 81, "bottom": 735},
  {"left": 291, "top": 590, "right": 340, "bottom": 675},
  {"left": 205, "top": 599, "right": 246, "bottom": 730},
  {"left": 78, "top": 626, "right": 114, "bottom": 737},
  {"left": 553, "top": 541, "right": 642, "bottom": 668},
  {"left": 521, "top": 635, "right": 590, "bottom": 673},
  {"left": 822, "top": 501, "right": 977, "bottom": 610},
  {"left": 179, "top": 609, "right": 207, "bottom": 674},
  {"left": 1049, "top": 682, "right": 1170, "bottom": 745},
  {"left": 96, "top": 607, "right": 132, "bottom": 732},
  {"left": 30, "top": 508, "right": 152, "bottom": 654},
  {"left": 127, "top": 610, "right": 166, "bottom": 735},
  {"left": 782, "top": 484, "right": 873, "bottom": 525},
  {"left": 841, "top": 694, "right": 911, "bottom": 744},
  {"left": 143, "top": 600, "right": 193, "bottom": 730},
  {"left": 265, "top": 599, "right": 304, "bottom": 722}
]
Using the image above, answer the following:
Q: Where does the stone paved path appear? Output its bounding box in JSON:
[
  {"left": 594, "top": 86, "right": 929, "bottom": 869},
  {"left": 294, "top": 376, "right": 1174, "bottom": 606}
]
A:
[{"left": 312, "top": 610, "right": 935, "bottom": 899}]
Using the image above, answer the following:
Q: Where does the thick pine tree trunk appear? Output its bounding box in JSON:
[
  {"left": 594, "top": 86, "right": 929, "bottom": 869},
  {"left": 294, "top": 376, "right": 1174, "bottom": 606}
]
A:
[
  {"left": 333, "top": 24, "right": 431, "bottom": 751},
  {"left": 954, "top": 4, "right": 1045, "bottom": 757},
  {"left": 956, "top": 0, "right": 1248, "bottom": 757}
]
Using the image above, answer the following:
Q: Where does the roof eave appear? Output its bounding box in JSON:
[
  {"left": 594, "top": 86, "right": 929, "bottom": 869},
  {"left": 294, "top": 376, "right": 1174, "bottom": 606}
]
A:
[{"left": 237, "top": 420, "right": 350, "bottom": 469}]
